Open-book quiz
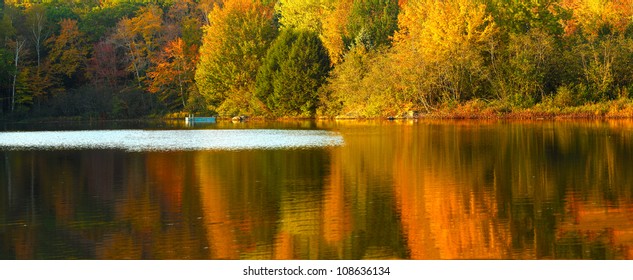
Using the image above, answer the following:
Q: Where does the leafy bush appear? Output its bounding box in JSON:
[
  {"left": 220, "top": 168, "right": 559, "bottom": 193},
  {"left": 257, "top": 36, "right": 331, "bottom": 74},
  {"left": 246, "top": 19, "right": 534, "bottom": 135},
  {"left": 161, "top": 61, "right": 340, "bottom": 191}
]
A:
[{"left": 553, "top": 85, "right": 574, "bottom": 107}]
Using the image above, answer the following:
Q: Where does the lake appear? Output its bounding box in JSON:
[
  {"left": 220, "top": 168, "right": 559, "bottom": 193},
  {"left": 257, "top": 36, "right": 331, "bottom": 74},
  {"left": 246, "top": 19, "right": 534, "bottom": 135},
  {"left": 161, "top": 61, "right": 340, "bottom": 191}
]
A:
[{"left": 1, "top": 119, "right": 632, "bottom": 259}]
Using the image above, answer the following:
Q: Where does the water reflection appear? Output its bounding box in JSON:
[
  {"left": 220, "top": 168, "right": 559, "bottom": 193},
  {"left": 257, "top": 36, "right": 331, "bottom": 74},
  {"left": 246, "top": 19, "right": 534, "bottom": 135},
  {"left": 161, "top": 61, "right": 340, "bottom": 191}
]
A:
[
  {"left": 385, "top": 120, "right": 633, "bottom": 259},
  {"left": 1, "top": 120, "right": 633, "bottom": 259}
]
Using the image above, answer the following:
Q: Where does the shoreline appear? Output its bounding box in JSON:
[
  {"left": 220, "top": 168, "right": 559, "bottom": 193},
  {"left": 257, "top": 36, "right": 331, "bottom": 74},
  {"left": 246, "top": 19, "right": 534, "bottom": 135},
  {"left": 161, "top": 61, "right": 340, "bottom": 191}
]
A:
[
  {"left": 4, "top": 112, "right": 633, "bottom": 124},
  {"left": 4, "top": 100, "right": 633, "bottom": 123}
]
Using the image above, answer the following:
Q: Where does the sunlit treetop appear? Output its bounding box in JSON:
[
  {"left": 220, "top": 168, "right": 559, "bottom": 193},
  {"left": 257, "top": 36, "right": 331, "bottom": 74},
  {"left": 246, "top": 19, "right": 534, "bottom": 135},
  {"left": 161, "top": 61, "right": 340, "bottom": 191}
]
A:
[
  {"left": 561, "top": 0, "right": 633, "bottom": 37},
  {"left": 276, "top": 0, "right": 335, "bottom": 33}
]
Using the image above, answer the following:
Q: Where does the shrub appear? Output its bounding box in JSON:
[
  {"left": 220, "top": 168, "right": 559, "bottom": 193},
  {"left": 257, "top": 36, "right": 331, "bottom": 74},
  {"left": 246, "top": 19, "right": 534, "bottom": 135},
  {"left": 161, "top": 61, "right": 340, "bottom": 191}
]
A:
[{"left": 554, "top": 85, "right": 574, "bottom": 107}]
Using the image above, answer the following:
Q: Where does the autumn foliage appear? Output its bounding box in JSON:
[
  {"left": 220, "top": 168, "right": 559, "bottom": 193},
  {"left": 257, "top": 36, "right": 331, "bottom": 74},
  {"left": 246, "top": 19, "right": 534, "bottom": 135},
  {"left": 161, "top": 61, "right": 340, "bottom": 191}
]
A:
[
  {"left": 46, "top": 19, "right": 89, "bottom": 89},
  {"left": 1, "top": 0, "right": 633, "bottom": 118},
  {"left": 147, "top": 38, "right": 198, "bottom": 110},
  {"left": 194, "top": 0, "right": 277, "bottom": 115}
]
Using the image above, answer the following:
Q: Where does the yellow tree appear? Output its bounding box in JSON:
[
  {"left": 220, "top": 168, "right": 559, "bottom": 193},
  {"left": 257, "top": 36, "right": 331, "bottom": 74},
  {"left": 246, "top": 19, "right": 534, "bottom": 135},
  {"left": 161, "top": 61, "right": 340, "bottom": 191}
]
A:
[
  {"left": 320, "top": 0, "right": 353, "bottom": 64},
  {"left": 276, "top": 0, "right": 333, "bottom": 32},
  {"left": 561, "top": 0, "right": 633, "bottom": 37},
  {"left": 394, "top": 0, "right": 496, "bottom": 103},
  {"left": 112, "top": 4, "right": 163, "bottom": 88},
  {"left": 195, "top": 0, "right": 277, "bottom": 115},
  {"left": 46, "top": 18, "right": 89, "bottom": 90},
  {"left": 321, "top": 0, "right": 400, "bottom": 64},
  {"left": 197, "top": 0, "right": 223, "bottom": 24},
  {"left": 277, "top": 0, "right": 353, "bottom": 64}
]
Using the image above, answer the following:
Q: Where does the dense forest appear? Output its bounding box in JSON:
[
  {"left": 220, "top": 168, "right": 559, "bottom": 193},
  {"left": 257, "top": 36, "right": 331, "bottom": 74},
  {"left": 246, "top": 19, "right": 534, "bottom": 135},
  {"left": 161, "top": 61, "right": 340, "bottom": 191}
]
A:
[{"left": 1, "top": 0, "right": 633, "bottom": 119}]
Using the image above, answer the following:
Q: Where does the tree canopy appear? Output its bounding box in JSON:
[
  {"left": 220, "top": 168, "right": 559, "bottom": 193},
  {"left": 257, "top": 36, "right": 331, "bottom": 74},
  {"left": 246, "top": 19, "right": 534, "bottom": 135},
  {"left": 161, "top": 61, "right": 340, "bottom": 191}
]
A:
[{"left": 1, "top": 0, "right": 633, "bottom": 119}]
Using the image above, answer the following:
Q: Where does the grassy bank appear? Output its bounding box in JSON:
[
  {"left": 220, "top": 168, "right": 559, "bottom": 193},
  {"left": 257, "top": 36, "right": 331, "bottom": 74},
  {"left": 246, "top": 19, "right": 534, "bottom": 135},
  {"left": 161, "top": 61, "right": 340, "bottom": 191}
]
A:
[
  {"left": 418, "top": 98, "right": 633, "bottom": 120},
  {"left": 158, "top": 98, "right": 633, "bottom": 121}
]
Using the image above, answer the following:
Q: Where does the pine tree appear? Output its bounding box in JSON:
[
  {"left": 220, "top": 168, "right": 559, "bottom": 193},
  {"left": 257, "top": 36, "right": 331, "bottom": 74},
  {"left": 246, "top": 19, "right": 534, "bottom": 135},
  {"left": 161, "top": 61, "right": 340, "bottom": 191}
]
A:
[{"left": 256, "top": 29, "right": 331, "bottom": 117}]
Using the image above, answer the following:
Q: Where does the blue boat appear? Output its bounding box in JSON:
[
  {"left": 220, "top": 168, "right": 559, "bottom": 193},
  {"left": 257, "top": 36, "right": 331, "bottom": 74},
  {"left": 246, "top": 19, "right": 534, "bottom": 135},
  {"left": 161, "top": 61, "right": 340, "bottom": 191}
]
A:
[{"left": 185, "top": 115, "right": 216, "bottom": 123}]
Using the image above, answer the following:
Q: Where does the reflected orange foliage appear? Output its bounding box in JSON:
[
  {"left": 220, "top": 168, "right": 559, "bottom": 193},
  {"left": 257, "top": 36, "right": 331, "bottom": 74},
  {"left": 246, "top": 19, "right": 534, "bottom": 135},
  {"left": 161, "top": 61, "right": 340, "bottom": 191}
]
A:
[
  {"left": 392, "top": 125, "right": 511, "bottom": 259},
  {"left": 273, "top": 231, "right": 294, "bottom": 260},
  {"left": 145, "top": 153, "right": 183, "bottom": 214},
  {"left": 5, "top": 121, "right": 633, "bottom": 260},
  {"left": 94, "top": 154, "right": 205, "bottom": 259},
  {"left": 322, "top": 152, "right": 351, "bottom": 247},
  {"left": 12, "top": 227, "right": 35, "bottom": 260},
  {"left": 98, "top": 234, "right": 141, "bottom": 259},
  {"left": 560, "top": 193, "right": 633, "bottom": 259},
  {"left": 195, "top": 155, "right": 239, "bottom": 259},
  {"left": 51, "top": 173, "right": 76, "bottom": 224}
]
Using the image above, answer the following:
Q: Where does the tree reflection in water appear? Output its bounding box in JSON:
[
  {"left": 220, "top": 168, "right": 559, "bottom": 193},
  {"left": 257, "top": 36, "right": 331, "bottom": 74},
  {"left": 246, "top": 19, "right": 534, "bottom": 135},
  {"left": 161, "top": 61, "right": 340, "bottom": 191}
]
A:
[{"left": 1, "top": 120, "right": 633, "bottom": 259}]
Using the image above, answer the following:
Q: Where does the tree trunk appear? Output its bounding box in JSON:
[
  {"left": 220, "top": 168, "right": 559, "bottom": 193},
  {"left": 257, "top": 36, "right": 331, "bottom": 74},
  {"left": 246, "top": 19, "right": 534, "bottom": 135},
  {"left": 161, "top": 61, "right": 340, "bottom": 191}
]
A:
[
  {"left": 30, "top": 10, "right": 46, "bottom": 72},
  {"left": 178, "top": 68, "right": 186, "bottom": 108},
  {"left": 12, "top": 40, "right": 26, "bottom": 113},
  {"left": 127, "top": 42, "right": 147, "bottom": 109}
]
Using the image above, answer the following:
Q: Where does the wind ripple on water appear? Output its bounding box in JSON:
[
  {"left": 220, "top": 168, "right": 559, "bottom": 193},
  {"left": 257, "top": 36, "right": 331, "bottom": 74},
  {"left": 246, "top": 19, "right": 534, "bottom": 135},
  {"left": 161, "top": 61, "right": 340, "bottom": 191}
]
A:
[{"left": 0, "top": 129, "right": 345, "bottom": 151}]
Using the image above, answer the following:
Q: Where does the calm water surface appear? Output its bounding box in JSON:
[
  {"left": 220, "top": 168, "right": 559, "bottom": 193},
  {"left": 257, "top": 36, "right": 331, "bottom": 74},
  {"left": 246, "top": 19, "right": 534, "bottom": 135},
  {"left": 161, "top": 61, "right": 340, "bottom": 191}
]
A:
[{"left": 1, "top": 120, "right": 632, "bottom": 259}]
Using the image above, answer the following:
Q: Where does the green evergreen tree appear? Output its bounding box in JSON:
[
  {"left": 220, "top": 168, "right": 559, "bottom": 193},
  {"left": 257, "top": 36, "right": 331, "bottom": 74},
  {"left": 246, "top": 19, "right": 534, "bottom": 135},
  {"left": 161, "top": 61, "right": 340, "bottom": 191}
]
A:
[
  {"left": 256, "top": 29, "right": 331, "bottom": 117},
  {"left": 346, "top": 0, "right": 399, "bottom": 49}
]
